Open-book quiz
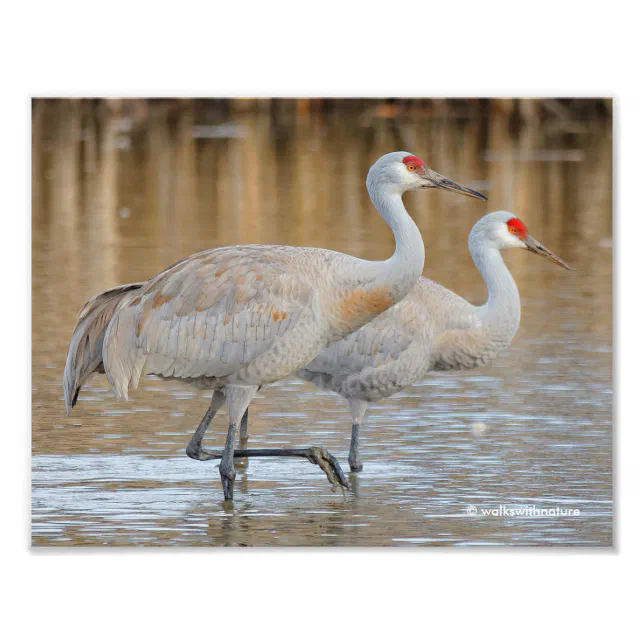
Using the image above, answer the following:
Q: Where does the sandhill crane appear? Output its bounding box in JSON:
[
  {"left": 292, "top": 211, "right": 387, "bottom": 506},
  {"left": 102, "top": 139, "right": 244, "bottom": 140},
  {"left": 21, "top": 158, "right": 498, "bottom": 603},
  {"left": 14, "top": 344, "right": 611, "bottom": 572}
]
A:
[
  {"left": 204, "top": 212, "right": 569, "bottom": 472},
  {"left": 63, "top": 151, "right": 486, "bottom": 500}
]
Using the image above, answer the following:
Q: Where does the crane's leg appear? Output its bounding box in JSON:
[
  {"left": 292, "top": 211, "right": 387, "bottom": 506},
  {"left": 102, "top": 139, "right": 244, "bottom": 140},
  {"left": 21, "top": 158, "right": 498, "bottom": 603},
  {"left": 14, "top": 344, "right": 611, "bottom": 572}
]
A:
[
  {"left": 348, "top": 399, "right": 369, "bottom": 472},
  {"left": 187, "top": 405, "right": 250, "bottom": 466},
  {"left": 186, "top": 390, "right": 226, "bottom": 461},
  {"left": 234, "top": 407, "right": 251, "bottom": 472},
  {"left": 187, "top": 389, "right": 349, "bottom": 495},
  {"left": 220, "top": 386, "right": 258, "bottom": 501},
  {"left": 238, "top": 408, "right": 249, "bottom": 449}
]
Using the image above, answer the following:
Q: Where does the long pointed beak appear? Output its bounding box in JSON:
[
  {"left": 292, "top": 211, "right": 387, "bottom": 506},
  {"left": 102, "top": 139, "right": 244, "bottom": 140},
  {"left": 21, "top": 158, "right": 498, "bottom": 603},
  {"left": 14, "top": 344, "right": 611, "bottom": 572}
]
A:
[
  {"left": 524, "top": 234, "right": 571, "bottom": 270},
  {"left": 423, "top": 168, "right": 487, "bottom": 201}
]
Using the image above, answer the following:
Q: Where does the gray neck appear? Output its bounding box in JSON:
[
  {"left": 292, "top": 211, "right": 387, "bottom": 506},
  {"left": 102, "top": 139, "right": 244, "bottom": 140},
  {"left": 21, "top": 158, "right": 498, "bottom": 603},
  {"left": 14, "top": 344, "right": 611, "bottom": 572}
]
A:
[
  {"left": 469, "top": 239, "right": 521, "bottom": 342},
  {"left": 362, "top": 176, "right": 425, "bottom": 302}
]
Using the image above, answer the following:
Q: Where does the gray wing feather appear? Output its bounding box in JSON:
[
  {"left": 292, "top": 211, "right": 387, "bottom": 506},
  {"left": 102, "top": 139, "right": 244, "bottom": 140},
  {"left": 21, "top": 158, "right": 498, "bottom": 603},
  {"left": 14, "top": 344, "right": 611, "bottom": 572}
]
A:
[
  {"left": 103, "top": 248, "right": 315, "bottom": 398},
  {"left": 63, "top": 282, "right": 144, "bottom": 413}
]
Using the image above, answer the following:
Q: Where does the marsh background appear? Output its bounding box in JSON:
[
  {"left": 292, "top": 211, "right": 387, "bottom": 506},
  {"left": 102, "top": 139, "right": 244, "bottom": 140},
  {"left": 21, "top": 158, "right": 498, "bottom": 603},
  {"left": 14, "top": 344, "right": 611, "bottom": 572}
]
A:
[{"left": 31, "top": 98, "right": 612, "bottom": 546}]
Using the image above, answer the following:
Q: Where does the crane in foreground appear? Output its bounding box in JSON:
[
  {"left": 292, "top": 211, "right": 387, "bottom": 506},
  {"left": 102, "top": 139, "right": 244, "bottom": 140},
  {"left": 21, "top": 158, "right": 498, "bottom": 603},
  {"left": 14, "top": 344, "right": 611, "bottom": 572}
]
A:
[
  {"left": 198, "top": 211, "right": 569, "bottom": 472},
  {"left": 63, "top": 151, "right": 486, "bottom": 500}
]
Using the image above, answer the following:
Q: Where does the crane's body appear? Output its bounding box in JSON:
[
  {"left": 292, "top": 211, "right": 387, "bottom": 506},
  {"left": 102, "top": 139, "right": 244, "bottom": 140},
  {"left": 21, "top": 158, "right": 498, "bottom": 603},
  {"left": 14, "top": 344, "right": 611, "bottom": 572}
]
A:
[
  {"left": 99, "top": 244, "right": 420, "bottom": 399},
  {"left": 63, "top": 151, "right": 486, "bottom": 500},
  {"left": 298, "top": 276, "right": 480, "bottom": 402},
  {"left": 298, "top": 211, "right": 570, "bottom": 470}
]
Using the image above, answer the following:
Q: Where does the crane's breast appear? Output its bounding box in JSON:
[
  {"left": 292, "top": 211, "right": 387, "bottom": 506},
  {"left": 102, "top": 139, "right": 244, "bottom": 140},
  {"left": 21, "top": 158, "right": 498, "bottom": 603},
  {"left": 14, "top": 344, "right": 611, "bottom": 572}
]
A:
[{"left": 327, "top": 285, "right": 396, "bottom": 337}]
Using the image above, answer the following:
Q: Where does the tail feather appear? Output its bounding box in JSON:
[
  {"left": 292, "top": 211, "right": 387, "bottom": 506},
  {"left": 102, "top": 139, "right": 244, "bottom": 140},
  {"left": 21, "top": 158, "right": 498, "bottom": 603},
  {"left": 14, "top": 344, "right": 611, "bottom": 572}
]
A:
[{"left": 63, "top": 283, "right": 144, "bottom": 415}]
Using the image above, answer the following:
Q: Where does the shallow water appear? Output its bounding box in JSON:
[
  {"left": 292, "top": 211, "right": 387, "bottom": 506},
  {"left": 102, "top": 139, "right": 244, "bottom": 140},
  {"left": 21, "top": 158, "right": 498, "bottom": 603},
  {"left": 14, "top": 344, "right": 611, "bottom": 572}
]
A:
[{"left": 32, "top": 99, "right": 612, "bottom": 546}]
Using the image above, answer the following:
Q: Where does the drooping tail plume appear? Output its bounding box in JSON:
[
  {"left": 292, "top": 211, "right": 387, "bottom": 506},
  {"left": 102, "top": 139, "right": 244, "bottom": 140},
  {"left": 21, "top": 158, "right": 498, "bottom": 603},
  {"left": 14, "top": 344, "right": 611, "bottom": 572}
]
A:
[{"left": 63, "top": 283, "right": 144, "bottom": 415}]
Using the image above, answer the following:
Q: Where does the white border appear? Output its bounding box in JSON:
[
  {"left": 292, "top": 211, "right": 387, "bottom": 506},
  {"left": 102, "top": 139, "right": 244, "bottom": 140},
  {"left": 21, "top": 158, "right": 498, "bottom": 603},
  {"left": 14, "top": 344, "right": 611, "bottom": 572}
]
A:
[{"left": 4, "top": 0, "right": 642, "bottom": 640}]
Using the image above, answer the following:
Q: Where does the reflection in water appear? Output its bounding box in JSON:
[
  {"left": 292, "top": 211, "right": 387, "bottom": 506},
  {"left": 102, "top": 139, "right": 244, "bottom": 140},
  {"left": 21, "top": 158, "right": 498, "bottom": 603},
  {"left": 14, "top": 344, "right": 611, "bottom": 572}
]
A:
[{"left": 32, "top": 99, "right": 612, "bottom": 546}]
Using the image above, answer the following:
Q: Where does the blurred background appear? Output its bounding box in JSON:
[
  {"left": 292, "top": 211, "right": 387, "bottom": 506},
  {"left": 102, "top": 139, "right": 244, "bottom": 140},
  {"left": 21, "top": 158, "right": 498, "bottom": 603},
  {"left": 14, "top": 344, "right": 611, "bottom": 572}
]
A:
[{"left": 32, "top": 98, "right": 612, "bottom": 546}]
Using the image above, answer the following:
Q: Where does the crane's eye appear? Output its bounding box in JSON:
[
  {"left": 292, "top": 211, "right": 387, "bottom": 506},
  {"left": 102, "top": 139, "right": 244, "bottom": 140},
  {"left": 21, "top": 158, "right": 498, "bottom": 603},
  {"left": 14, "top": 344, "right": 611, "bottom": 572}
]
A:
[
  {"left": 509, "top": 227, "right": 517, "bottom": 234},
  {"left": 407, "top": 164, "right": 416, "bottom": 172}
]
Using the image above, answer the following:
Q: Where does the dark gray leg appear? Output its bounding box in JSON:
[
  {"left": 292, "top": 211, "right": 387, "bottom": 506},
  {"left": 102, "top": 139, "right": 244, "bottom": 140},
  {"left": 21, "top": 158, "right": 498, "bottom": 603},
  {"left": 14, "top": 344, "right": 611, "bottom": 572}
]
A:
[
  {"left": 348, "top": 422, "right": 363, "bottom": 472},
  {"left": 347, "top": 399, "right": 368, "bottom": 472},
  {"left": 188, "top": 386, "right": 349, "bottom": 498},
  {"left": 238, "top": 408, "right": 249, "bottom": 449},
  {"left": 219, "top": 422, "right": 238, "bottom": 500},
  {"left": 186, "top": 390, "right": 225, "bottom": 461},
  {"left": 220, "top": 386, "right": 258, "bottom": 501},
  {"left": 234, "top": 407, "right": 250, "bottom": 472}
]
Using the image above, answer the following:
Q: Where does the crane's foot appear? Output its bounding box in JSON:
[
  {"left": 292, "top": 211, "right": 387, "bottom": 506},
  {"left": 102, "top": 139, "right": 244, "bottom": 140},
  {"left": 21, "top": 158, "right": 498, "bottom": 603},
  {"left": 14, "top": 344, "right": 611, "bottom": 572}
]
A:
[
  {"left": 187, "top": 444, "right": 350, "bottom": 493},
  {"left": 304, "top": 447, "right": 350, "bottom": 492},
  {"left": 186, "top": 443, "right": 220, "bottom": 461}
]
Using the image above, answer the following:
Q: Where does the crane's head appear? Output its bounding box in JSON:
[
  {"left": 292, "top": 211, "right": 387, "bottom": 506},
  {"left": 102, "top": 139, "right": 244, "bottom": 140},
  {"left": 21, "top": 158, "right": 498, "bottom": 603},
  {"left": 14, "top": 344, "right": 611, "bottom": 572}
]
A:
[
  {"left": 472, "top": 211, "right": 571, "bottom": 269},
  {"left": 367, "top": 151, "right": 487, "bottom": 200}
]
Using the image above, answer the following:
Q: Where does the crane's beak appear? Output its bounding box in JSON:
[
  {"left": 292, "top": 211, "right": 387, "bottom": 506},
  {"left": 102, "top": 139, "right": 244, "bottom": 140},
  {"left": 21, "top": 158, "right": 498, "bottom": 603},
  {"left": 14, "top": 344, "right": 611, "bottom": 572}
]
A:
[
  {"left": 423, "top": 168, "right": 488, "bottom": 201},
  {"left": 524, "top": 235, "right": 571, "bottom": 270}
]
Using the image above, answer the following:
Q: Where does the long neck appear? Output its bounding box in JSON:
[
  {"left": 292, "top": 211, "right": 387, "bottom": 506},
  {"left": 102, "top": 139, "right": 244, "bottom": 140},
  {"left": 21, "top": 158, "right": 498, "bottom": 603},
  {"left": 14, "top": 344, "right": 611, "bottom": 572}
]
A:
[
  {"left": 469, "top": 239, "right": 521, "bottom": 342},
  {"left": 362, "top": 176, "right": 425, "bottom": 302}
]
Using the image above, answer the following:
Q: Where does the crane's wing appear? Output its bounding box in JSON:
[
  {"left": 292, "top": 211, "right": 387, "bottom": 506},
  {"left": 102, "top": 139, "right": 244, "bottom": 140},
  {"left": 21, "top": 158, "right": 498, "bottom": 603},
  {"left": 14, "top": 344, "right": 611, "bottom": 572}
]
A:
[{"left": 103, "top": 246, "right": 317, "bottom": 399}]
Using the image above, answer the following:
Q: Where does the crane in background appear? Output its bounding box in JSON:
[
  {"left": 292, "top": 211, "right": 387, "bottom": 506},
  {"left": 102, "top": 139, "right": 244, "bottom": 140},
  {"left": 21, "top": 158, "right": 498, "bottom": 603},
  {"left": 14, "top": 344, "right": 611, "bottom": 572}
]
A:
[{"left": 217, "top": 212, "right": 569, "bottom": 472}]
